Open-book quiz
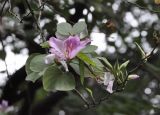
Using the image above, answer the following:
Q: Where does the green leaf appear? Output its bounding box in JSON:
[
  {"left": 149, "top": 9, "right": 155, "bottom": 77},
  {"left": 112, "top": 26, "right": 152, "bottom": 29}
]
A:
[
  {"left": 81, "top": 45, "right": 97, "bottom": 53},
  {"left": 69, "top": 62, "right": 80, "bottom": 75},
  {"left": 43, "top": 66, "right": 75, "bottom": 91},
  {"left": 120, "top": 60, "right": 130, "bottom": 70},
  {"left": 25, "top": 72, "right": 41, "bottom": 83},
  {"left": 135, "top": 42, "right": 146, "bottom": 60},
  {"left": 30, "top": 54, "right": 49, "bottom": 72},
  {"left": 79, "top": 60, "right": 85, "bottom": 85},
  {"left": 25, "top": 53, "right": 40, "bottom": 75},
  {"left": 77, "top": 53, "right": 96, "bottom": 66},
  {"left": 97, "top": 57, "right": 113, "bottom": 70},
  {"left": 40, "top": 41, "right": 50, "bottom": 48},
  {"left": 86, "top": 88, "right": 94, "bottom": 98},
  {"left": 72, "top": 21, "right": 87, "bottom": 35},
  {"left": 57, "top": 22, "right": 72, "bottom": 36}
]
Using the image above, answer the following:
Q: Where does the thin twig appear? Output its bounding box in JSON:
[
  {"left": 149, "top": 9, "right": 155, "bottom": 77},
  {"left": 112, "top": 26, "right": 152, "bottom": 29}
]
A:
[
  {"left": 0, "top": 0, "right": 8, "bottom": 16},
  {"left": 123, "top": 0, "right": 160, "bottom": 13},
  {"left": 8, "top": 0, "right": 21, "bottom": 22},
  {"left": 74, "top": 89, "right": 90, "bottom": 108},
  {"left": 128, "top": 44, "right": 158, "bottom": 74},
  {"left": 20, "top": 0, "right": 48, "bottom": 23},
  {"left": 25, "top": 0, "right": 46, "bottom": 44}
]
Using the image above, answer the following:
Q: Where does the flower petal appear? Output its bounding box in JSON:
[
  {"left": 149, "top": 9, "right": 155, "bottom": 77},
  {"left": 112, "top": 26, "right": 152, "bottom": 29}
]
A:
[
  {"left": 49, "top": 37, "right": 64, "bottom": 53},
  {"left": 44, "top": 54, "right": 55, "bottom": 64},
  {"left": 106, "top": 80, "right": 114, "bottom": 93},
  {"left": 49, "top": 48, "right": 66, "bottom": 60}
]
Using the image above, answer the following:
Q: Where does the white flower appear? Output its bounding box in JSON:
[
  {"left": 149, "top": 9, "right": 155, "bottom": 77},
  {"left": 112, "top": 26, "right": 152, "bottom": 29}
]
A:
[
  {"left": 104, "top": 72, "right": 115, "bottom": 93},
  {"left": 44, "top": 54, "right": 55, "bottom": 64}
]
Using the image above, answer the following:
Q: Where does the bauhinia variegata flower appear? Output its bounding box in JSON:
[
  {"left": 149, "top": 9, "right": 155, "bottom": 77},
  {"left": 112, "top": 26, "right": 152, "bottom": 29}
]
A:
[
  {"left": 97, "top": 72, "right": 115, "bottom": 93},
  {"left": 45, "top": 35, "right": 91, "bottom": 71}
]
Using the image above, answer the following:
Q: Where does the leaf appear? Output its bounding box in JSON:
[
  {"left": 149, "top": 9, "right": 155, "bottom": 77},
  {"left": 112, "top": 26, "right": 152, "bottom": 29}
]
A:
[
  {"left": 135, "top": 42, "right": 146, "bottom": 60},
  {"left": 79, "top": 60, "right": 85, "bottom": 85},
  {"left": 120, "top": 60, "right": 130, "bottom": 70},
  {"left": 69, "top": 62, "right": 80, "bottom": 75},
  {"left": 25, "top": 53, "right": 40, "bottom": 75},
  {"left": 43, "top": 66, "right": 75, "bottom": 91},
  {"left": 77, "top": 53, "right": 96, "bottom": 66},
  {"left": 97, "top": 57, "right": 113, "bottom": 70},
  {"left": 86, "top": 87, "right": 94, "bottom": 98},
  {"left": 40, "top": 41, "right": 50, "bottom": 48},
  {"left": 25, "top": 72, "right": 41, "bottom": 83},
  {"left": 72, "top": 21, "right": 87, "bottom": 35},
  {"left": 30, "top": 54, "right": 49, "bottom": 72},
  {"left": 55, "top": 31, "right": 69, "bottom": 39},
  {"left": 81, "top": 45, "right": 98, "bottom": 53},
  {"left": 57, "top": 22, "right": 72, "bottom": 36}
]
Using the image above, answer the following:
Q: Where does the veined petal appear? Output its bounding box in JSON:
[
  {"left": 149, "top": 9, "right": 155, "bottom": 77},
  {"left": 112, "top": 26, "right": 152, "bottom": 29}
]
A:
[
  {"left": 49, "top": 48, "right": 66, "bottom": 60},
  {"left": 49, "top": 37, "right": 64, "bottom": 53},
  {"left": 69, "top": 38, "right": 91, "bottom": 59},
  {"left": 80, "top": 38, "right": 91, "bottom": 46}
]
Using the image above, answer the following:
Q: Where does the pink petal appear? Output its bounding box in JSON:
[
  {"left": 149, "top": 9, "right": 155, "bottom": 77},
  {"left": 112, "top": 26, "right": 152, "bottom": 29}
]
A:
[
  {"left": 49, "top": 37, "right": 64, "bottom": 53},
  {"left": 49, "top": 48, "right": 66, "bottom": 60},
  {"left": 69, "top": 38, "right": 91, "bottom": 59}
]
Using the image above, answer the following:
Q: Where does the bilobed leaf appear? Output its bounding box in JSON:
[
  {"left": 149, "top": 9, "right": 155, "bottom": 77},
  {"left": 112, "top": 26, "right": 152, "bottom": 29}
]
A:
[
  {"left": 72, "top": 21, "right": 87, "bottom": 36},
  {"left": 55, "top": 31, "right": 69, "bottom": 40},
  {"left": 40, "top": 41, "right": 50, "bottom": 48},
  {"left": 79, "top": 28, "right": 88, "bottom": 39},
  {"left": 77, "top": 52, "right": 96, "bottom": 66},
  {"left": 81, "top": 45, "right": 98, "bottom": 53},
  {"left": 79, "top": 60, "right": 85, "bottom": 85},
  {"left": 57, "top": 22, "right": 72, "bottom": 36},
  {"left": 120, "top": 60, "right": 130, "bottom": 70},
  {"left": 25, "top": 72, "right": 41, "bottom": 83},
  {"left": 30, "top": 54, "right": 49, "bottom": 72},
  {"left": 25, "top": 53, "right": 40, "bottom": 75},
  {"left": 43, "top": 66, "right": 75, "bottom": 91}
]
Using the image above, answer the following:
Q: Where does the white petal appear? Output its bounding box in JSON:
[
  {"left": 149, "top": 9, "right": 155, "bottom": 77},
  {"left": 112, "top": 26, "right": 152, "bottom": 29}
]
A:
[
  {"left": 60, "top": 60, "right": 69, "bottom": 72},
  {"left": 45, "top": 54, "right": 55, "bottom": 64},
  {"left": 104, "top": 72, "right": 115, "bottom": 85},
  {"left": 106, "top": 80, "right": 114, "bottom": 93}
]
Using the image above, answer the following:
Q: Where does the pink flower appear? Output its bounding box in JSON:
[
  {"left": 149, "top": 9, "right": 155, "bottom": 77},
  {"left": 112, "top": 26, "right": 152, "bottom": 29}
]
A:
[
  {"left": 48, "top": 36, "right": 90, "bottom": 61},
  {"left": 45, "top": 36, "right": 90, "bottom": 72}
]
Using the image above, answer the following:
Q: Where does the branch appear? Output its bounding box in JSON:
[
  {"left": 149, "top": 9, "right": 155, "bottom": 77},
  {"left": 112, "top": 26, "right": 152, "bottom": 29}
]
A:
[
  {"left": 0, "top": 0, "right": 8, "bottom": 16},
  {"left": 123, "top": 0, "right": 160, "bottom": 13}
]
